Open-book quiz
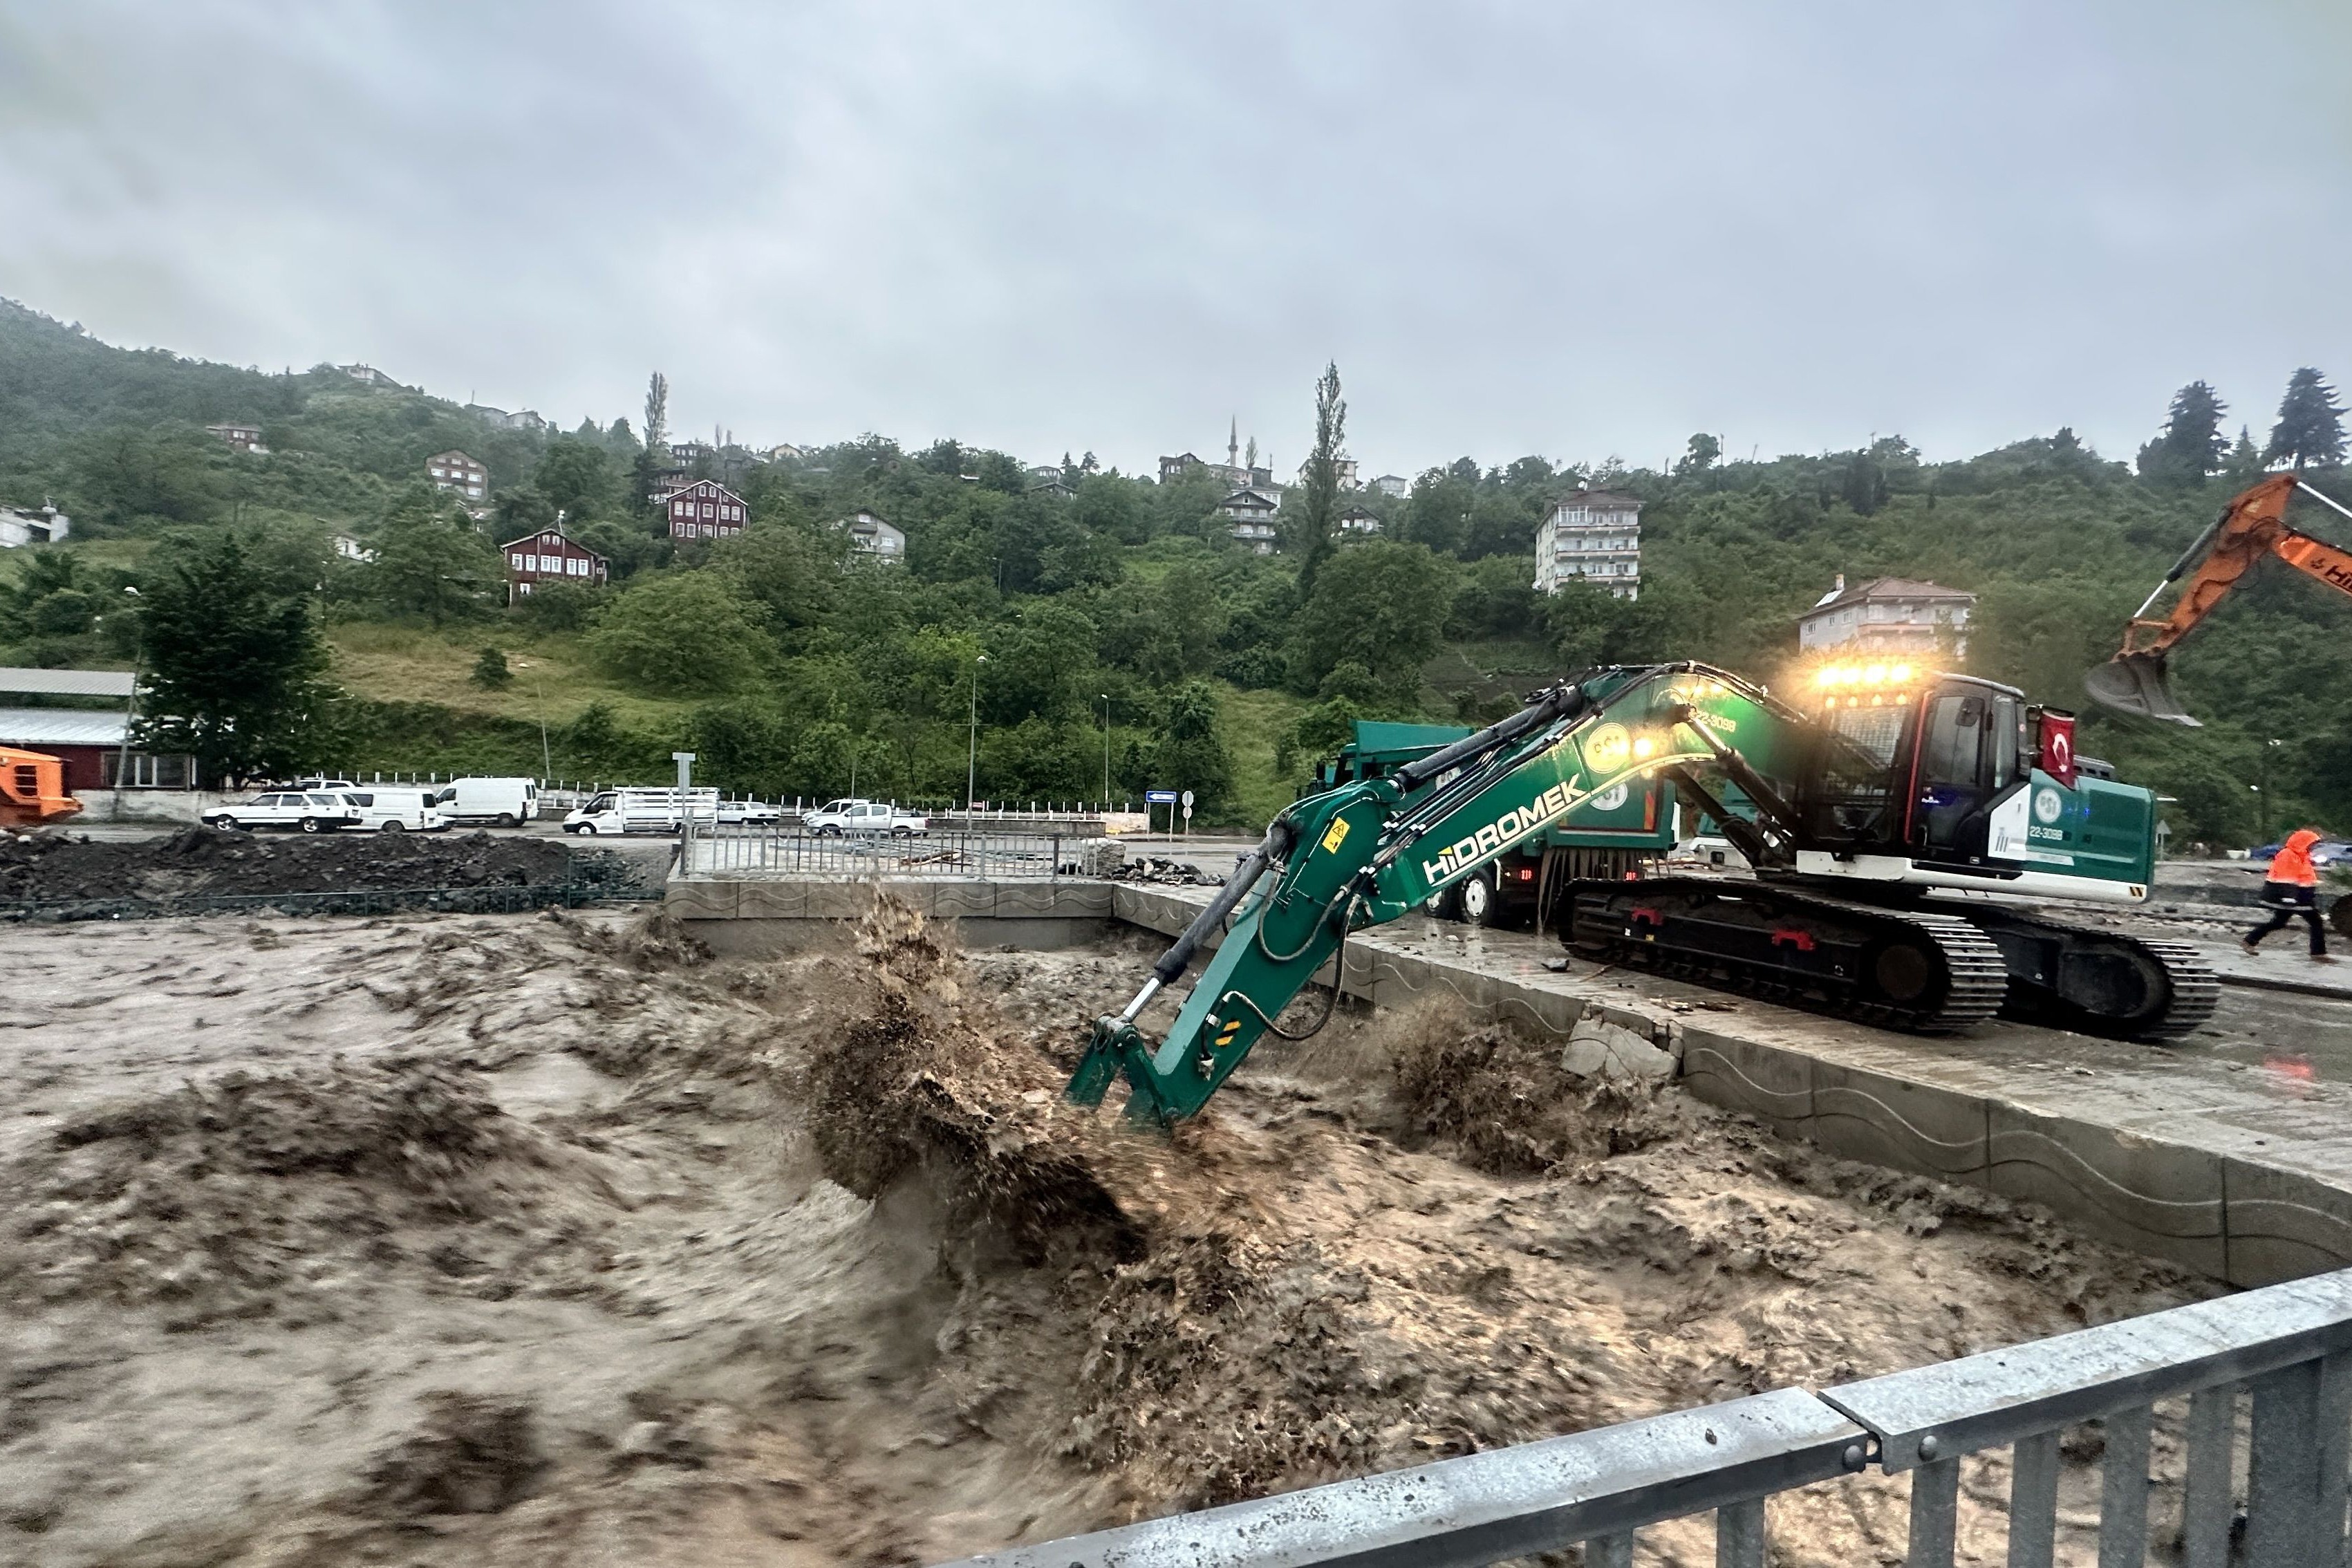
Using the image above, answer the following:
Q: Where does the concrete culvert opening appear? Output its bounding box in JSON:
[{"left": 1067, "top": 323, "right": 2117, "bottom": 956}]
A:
[{"left": 0, "top": 892, "right": 2223, "bottom": 1566}]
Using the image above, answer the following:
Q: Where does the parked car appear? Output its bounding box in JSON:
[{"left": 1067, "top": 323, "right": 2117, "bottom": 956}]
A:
[
  {"left": 337, "top": 790, "right": 442, "bottom": 832},
  {"left": 2248, "top": 839, "right": 2352, "bottom": 868},
  {"left": 432, "top": 776, "right": 540, "bottom": 828},
  {"left": 202, "top": 791, "right": 364, "bottom": 834},
  {"left": 292, "top": 777, "right": 360, "bottom": 791},
  {"left": 716, "top": 799, "right": 784, "bottom": 826},
  {"left": 805, "top": 799, "right": 928, "bottom": 837},
  {"left": 563, "top": 786, "right": 719, "bottom": 835}
]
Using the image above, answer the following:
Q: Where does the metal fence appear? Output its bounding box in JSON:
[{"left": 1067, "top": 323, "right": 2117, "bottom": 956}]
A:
[
  {"left": 684, "top": 826, "right": 1098, "bottom": 880},
  {"left": 939, "top": 1266, "right": 2352, "bottom": 1568}
]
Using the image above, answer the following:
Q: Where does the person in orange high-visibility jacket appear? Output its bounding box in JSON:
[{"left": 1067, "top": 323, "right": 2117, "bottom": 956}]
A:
[{"left": 2243, "top": 828, "right": 2335, "bottom": 962}]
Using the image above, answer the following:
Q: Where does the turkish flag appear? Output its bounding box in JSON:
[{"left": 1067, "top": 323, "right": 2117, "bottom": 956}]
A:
[{"left": 2040, "top": 711, "right": 2078, "bottom": 788}]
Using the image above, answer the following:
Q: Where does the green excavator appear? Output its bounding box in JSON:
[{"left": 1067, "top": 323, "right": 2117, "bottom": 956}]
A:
[{"left": 1069, "top": 660, "right": 2213, "bottom": 1127}]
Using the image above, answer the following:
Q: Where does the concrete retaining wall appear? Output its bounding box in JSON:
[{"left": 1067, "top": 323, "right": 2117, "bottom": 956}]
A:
[{"left": 668, "top": 872, "right": 2352, "bottom": 1288}]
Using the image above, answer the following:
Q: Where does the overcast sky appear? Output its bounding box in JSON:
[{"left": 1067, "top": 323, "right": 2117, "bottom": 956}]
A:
[{"left": 3, "top": 2, "right": 2348, "bottom": 477}]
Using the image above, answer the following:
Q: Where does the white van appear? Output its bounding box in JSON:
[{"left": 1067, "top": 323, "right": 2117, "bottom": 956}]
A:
[
  {"left": 337, "top": 789, "right": 443, "bottom": 832},
  {"left": 433, "top": 776, "right": 540, "bottom": 828},
  {"left": 563, "top": 786, "right": 719, "bottom": 836}
]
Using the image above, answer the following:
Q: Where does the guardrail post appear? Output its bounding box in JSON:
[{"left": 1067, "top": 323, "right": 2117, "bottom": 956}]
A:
[
  {"left": 1716, "top": 1497, "right": 1765, "bottom": 1567},
  {"left": 2248, "top": 1359, "right": 2328, "bottom": 1567},
  {"left": 2008, "top": 1429, "right": 2060, "bottom": 1568},
  {"left": 1909, "top": 1457, "right": 1959, "bottom": 1568},
  {"left": 2099, "top": 1406, "right": 2151, "bottom": 1567},
  {"left": 2181, "top": 1384, "right": 2237, "bottom": 1568}
]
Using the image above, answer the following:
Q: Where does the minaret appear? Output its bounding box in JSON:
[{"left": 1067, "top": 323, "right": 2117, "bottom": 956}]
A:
[{"left": 1228, "top": 416, "right": 1239, "bottom": 473}]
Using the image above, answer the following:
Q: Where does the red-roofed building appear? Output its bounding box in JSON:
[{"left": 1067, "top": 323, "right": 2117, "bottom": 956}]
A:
[
  {"left": 504, "top": 529, "right": 608, "bottom": 599},
  {"left": 663, "top": 479, "right": 749, "bottom": 542}
]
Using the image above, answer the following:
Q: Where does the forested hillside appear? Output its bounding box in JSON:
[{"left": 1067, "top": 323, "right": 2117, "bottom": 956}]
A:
[{"left": 3, "top": 295, "right": 2347, "bottom": 841}]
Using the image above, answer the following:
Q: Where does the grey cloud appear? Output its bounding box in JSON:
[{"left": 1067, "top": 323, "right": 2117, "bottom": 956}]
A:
[{"left": 3, "top": 1, "right": 2349, "bottom": 474}]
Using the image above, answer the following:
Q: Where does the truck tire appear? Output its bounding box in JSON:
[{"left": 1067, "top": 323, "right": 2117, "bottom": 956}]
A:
[
  {"left": 379, "top": 821, "right": 405, "bottom": 832},
  {"left": 1424, "top": 885, "right": 1463, "bottom": 920},
  {"left": 496, "top": 812, "right": 519, "bottom": 828},
  {"left": 2333, "top": 895, "right": 2352, "bottom": 940},
  {"left": 1458, "top": 869, "right": 1506, "bottom": 927}
]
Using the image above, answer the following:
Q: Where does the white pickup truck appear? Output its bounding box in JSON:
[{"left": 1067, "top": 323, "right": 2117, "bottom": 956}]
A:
[
  {"left": 564, "top": 786, "right": 720, "bottom": 836},
  {"left": 805, "top": 799, "right": 929, "bottom": 837}
]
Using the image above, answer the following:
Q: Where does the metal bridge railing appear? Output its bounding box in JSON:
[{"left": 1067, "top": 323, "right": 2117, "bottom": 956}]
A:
[
  {"left": 684, "top": 828, "right": 1087, "bottom": 880},
  {"left": 937, "top": 1267, "right": 2352, "bottom": 1568}
]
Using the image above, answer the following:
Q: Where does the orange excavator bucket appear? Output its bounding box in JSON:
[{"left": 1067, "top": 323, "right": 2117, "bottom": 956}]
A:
[
  {"left": 2087, "top": 474, "right": 2352, "bottom": 728},
  {"left": 0, "top": 746, "right": 83, "bottom": 828}
]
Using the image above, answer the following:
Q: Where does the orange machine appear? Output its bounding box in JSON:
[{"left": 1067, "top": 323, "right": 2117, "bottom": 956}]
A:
[
  {"left": 2087, "top": 472, "right": 2352, "bottom": 725},
  {"left": 0, "top": 746, "right": 83, "bottom": 828}
]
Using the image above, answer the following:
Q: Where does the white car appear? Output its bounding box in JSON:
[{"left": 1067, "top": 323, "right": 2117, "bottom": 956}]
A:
[
  {"left": 564, "top": 787, "right": 719, "bottom": 836},
  {"left": 203, "top": 791, "right": 364, "bottom": 834},
  {"left": 805, "top": 799, "right": 928, "bottom": 837},
  {"left": 338, "top": 789, "right": 443, "bottom": 832},
  {"left": 716, "top": 800, "right": 784, "bottom": 826}
]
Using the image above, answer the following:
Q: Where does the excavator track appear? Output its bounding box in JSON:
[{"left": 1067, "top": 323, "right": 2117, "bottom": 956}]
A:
[
  {"left": 1950, "top": 907, "right": 2221, "bottom": 1043},
  {"left": 1566, "top": 877, "right": 2009, "bottom": 1034}
]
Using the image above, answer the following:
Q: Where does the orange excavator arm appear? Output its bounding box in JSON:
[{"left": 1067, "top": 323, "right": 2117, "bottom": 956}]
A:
[{"left": 2087, "top": 473, "right": 2352, "bottom": 725}]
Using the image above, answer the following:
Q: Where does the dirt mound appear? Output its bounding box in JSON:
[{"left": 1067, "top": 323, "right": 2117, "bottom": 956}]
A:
[
  {"left": 0, "top": 825, "right": 640, "bottom": 908},
  {"left": 1390, "top": 1010, "right": 1688, "bottom": 1174},
  {"left": 4, "top": 1058, "right": 610, "bottom": 1325}
]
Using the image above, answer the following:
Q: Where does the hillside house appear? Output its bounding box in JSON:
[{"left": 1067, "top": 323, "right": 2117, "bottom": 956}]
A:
[
  {"left": 0, "top": 503, "right": 70, "bottom": 548},
  {"left": 427, "top": 450, "right": 489, "bottom": 506},
  {"left": 1371, "top": 474, "right": 1410, "bottom": 498},
  {"left": 205, "top": 422, "right": 268, "bottom": 454},
  {"left": 841, "top": 508, "right": 906, "bottom": 562},
  {"left": 1534, "top": 489, "right": 1643, "bottom": 600},
  {"left": 1338, "top": 505, "right": 1383, "bottom": 539},
  {"left": 338, "top": 363, "right": 391, "bottom": 386},
  {"left": 505, "top": 530, "right": 609, "bottom": 599},
  {"left": 1798, "top": 575, "right": 1975, "bottom": 660},
  {"left": 664, "top": 479, "right": 749, "bottom": 541}
]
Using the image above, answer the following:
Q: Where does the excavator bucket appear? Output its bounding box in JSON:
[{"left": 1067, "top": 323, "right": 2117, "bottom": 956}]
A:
[{"left": 2084, "top": 652, "right": 2202, "bottom": 727}]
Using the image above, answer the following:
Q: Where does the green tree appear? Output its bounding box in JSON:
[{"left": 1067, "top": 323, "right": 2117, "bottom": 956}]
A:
[
  {"left": 131, "top": 530, "right": 335, "bottom": 785},
  {"left": 1401, "top": 467, "right": 1473, "bottom": 555},
  {"left": 471, "top": 645, "right": 513, "bottom": 689},
  {"left": 1289, "top": 540, "right": 1457, "bottom": 693},
  {"left": 1674, "top": 433, "right": 1721, "bottom": 478},
  {"left": 2266, "top": 367, "right": 2346, "bottom": 470},
  {"left": 534, "top": 437, "right": 619, "bottom": 520},
  {"left": 362, "top": 489, "right": 500, "bottom": 625},
  {"left": 587, "top": 570, "right": 774, "bottom": 693},
  {"left": 1147, "top": 678, "right": 1233, "bottom": 815},
  {"left": 1287, "top": 362, "right": 1347, "bottom": 597},
  {"left": 2136, "top": 380, "right": 2230, "bottom": 485}
]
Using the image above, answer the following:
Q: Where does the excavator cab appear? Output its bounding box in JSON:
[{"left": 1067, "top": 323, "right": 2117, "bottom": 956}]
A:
[{"left": 1798, "top": 669, "right": 2031, "bottom": 866}]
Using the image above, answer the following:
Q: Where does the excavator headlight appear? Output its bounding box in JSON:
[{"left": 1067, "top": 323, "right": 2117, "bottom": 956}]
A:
[
  {"left": 1631, "top": 734, "right": 1656, "bottom": 760},
  {"left": 1864, "top": 662, "right": 1888, "bottom": 684},
  {"left": 1890, "top": 662, "right": 1913, "bottom": 683}
]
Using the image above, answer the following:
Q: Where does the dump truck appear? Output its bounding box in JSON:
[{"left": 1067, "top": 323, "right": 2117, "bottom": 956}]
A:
[
  {"left": 1072, "top": 660, "right": 2208, "bottom": 1127},
  {"left": 1, "top": 746, "right": 82, "bottom": 828},
  {"left": 1309, "top": 720, "right": 1673, "bottom": 926}
]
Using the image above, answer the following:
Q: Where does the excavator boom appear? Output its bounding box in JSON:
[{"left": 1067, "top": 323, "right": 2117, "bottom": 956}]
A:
[
  {"left": 1066, "top": 665, "right": 1803, "bottom": 1126},
  {"left": 2087, "top": 474, "right": 2352, "bottom": 725}
]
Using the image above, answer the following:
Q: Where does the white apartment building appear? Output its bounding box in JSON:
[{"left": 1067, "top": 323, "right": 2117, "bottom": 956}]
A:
[
  {"left": 1533, "top": 489, "right": 1642, "bottom": 599},
  {"left": 1798, "top": 575, "right": 1975, "bottom": 660}
]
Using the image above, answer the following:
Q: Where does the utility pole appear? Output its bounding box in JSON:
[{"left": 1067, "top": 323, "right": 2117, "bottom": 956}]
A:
[
  {"left": 966, "top": 654, "right": 988, "bottom": 816},
  {"left": 1101, "top": 693, "right": 1112, "bottom": 802}
]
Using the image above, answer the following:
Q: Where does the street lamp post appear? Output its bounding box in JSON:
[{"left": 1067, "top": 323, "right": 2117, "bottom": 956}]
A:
[
  {"left": 1100, "top": 693, "right": 1112, "bottom": 803},
  {"left": 2259, "top": 737, "right": 2284, "bottom": 843},
  {"left": 966, "top": 654, "right": 988, "bottom": 816}
]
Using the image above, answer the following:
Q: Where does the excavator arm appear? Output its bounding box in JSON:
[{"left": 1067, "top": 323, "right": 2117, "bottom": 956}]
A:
[
  {"left": 1066, "top": 664, "right": 1798, "bottom": 1126},
  {"left": 2087, "top": 473, "right": 2352, "bottom": 725}
]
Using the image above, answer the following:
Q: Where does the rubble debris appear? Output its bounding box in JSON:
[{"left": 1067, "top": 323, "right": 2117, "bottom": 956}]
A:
[
  {"left": 1097, "top": 854, "right": 1227, "bottom": 886},
  {"left": 0, "top": 823, "right": 645, "bottom": 911}
]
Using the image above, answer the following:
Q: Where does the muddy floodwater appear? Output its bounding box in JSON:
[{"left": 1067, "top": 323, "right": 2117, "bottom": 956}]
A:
[{"left": 0, "top": 902, "right": 2226, "bottom": 1566}]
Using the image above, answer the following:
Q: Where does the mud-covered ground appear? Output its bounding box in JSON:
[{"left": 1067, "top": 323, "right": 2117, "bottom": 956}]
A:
[
  {"left": 0, "top": 825, "right": 644, "bottom": 908},
  {"left": 0, "top": 902, "right": 2221, "bottom": 1567}
]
